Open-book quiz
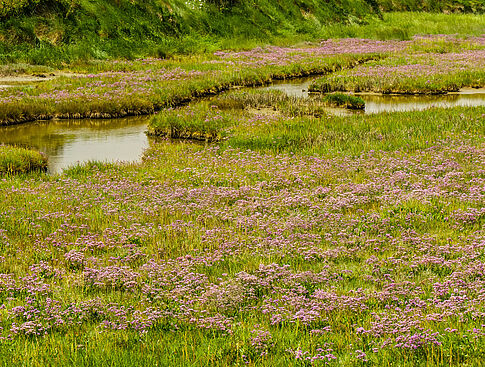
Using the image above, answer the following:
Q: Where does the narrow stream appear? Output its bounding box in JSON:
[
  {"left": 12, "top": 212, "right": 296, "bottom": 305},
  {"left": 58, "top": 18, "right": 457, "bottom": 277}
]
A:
[
  {"left": 263, "top": 80, "right": 485, "bottom": 114},
  {"left": 1, "top": 78, "right": 484, "bottom": 174}
]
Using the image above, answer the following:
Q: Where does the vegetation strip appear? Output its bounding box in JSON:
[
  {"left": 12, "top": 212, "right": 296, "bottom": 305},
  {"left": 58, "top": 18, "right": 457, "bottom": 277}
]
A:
[
  {"left": 310, "top": 36, "right": 485, "bottom": 94},
  {"left": 2, "top": 35, "right": 485, "bottom": 127}
]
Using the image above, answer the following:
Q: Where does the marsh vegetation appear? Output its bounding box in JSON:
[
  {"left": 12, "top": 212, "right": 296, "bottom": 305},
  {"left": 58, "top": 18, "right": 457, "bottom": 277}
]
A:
[{"left": 0, "top": 8, "right": 484, "bottom": 367}]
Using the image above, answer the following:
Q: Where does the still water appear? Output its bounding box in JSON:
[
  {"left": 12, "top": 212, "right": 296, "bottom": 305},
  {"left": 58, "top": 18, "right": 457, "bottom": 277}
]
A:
[
  {"left": 363, "top": 89, "right": 485, "bottom": 113},
  {"left": 0, "top": 117, "right": 151, "bottom": 173}
]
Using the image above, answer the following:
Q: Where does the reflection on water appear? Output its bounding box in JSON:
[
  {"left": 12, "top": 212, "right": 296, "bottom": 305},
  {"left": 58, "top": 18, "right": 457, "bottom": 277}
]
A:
[
  {"left": 0, "top": 117, "right": 151, "bottom": 173},
  {"left": 363, "top": 91, "right": 485, "bottom": 114}
]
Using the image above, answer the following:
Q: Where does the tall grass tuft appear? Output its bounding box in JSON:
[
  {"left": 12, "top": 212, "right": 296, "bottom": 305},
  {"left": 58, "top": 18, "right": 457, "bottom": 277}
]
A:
[{"left": 0, "top": 144, "right": 47, "bottom": 174}]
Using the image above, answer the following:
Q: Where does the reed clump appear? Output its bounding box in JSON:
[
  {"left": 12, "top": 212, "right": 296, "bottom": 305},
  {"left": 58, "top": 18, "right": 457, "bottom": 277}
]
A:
[
  {"left": 322, "top": 93, "right": 365, "bottom": 109},
  {"left": 0, "top": 144, "right": 47, "bottom": 174}
]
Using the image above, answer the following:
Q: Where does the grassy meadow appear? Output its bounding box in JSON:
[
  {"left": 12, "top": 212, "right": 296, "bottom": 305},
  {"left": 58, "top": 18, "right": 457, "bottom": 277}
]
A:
[
  {"left": 0, "top": 101, "right": 484, "bottom": 365},
  {"left": 0, "top": 5, "right": 484, "bottom": 366}
]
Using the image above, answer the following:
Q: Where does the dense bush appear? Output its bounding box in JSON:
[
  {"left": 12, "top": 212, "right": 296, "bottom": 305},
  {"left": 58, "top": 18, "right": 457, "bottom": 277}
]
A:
[
  {"left": 205, "top": 0, "right": 240, "bottom": 10},
  {"left": 0, "top": 0, "right": 31, "bottom": 17}
]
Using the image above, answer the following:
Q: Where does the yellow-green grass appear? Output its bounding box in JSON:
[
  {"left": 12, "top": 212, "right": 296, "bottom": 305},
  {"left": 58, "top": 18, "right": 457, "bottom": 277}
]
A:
[
  {"left": 0, "top": 144, "right": 47, "bottom": 174},
  {"left": 310, "top": 48, "right": 485, "bottom": 94},
  {"left": 0, "top": 106, "right": 484, "bottom": 365},
  {"left": 0, "top": 104, "right": 484, "bottom": 365}
]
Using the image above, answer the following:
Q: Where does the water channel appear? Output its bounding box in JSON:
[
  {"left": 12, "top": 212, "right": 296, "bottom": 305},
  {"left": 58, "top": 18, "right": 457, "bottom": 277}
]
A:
[
  {"left": 1, "top": 79, "right": 484, "bottom": 173},
  {"left": 263, "top": 80, "right": 485, "bottom": 113}
]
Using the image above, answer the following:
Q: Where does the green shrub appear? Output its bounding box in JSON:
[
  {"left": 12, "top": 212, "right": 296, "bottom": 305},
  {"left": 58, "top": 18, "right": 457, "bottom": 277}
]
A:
[
  {"left": 0, "top": 0, "right": 31, "bottom": 17},
  {"left": 0, "top": 0, "right": 76, "bottom": 17},
  {"left": 205, "top": 0, "right": 240, "bottom": 11}
]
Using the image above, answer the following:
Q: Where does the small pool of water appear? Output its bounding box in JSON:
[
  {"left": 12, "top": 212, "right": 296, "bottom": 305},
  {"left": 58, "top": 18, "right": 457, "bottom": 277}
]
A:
[
  {"left": 264, "top": 78, "right": 314, "bottom": 98},
  {"left": 0, "top": 116, "right": 151, "bottom": 174}
]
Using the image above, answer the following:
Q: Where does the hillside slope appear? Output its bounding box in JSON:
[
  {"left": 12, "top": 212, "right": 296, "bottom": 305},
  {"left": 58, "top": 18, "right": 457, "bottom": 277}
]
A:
[{"left": 0, "top": 0, "right": 377, "bottom": 64}]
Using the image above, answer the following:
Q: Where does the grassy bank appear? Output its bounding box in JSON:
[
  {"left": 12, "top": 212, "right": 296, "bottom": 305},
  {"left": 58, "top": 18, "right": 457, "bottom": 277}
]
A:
[
  {"left": 0, "top": 0, "right": 484, "bottom": 66},
  {"left": 148, "top": 90, "right": 365, "bottom": 140},
  {"left": 0, "top": 144, "right": 47, "bottom": 174},
  {"left": 0, "top": 47, "right": 380, "bottom": 126},
  {"left": 1, "top": 34, "right": 484, "bottom": 127},
  {"left": 310, "top": 46, "right": 485, "bottom": 94},
  {"left": 320, "top": 12, "right": 485, "bottom": 40},
  {"left": 148, "top": 90, "right": 485, "bottom": 155}
]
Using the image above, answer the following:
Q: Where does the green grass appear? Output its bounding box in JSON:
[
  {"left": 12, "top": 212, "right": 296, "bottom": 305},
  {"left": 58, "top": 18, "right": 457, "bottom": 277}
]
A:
[
  {"left": 148, "top": 88, "right": 484, "bottom": 155},
  {"left": 0, "top": 52, "right": 376, "bottom": 126},
  {"left": 0, "top": 144, "right": 47, "bottom": 174},
  {"left": 148, "top": 104, "right": 236, "bottom": 141},
  {"left": 0, "top": 11, "right": 485, "bottom": 363},
  {"left": 376, "top": 0, "right": 485, "bottom": 13},
  {"left": 320, "top": 12, "right": 485, "bottom": 40},
  {"left": 1, "top": 0, "right": 484, "bottom": 66},
  {"left": 1, "top": 26, "right": 483, "bottom": 127},
  {"left": 227, "top": 106, "right": 485, "bottom": 155},
  {"left": 147, "top": 90, "right": 368, "bottom": 141},
  {"left": 322, "top": 93, "right": 365, "bottom": 109},
  {"left": 309, "top": 43, "right": 485, "bottom": 94},
  {"left": 209, "top": 89, "right": 334, "bottom": 117}
]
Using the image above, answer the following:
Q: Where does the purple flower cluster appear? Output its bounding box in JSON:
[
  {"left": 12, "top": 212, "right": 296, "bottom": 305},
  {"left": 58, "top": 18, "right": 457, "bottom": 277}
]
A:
[{"left": 209, "top": 38, "right": 406, "bottom": 68}]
